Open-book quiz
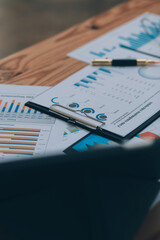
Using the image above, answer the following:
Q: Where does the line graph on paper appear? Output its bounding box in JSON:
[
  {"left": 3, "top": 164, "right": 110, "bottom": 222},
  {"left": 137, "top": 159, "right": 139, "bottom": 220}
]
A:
[{"left": 0, "top": 123, "right": 53, "bottom": 160}]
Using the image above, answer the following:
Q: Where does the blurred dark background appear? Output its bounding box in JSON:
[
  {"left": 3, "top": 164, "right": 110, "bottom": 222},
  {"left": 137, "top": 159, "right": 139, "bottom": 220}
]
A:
[{"left": 0, "top": 0, "right": 128, "bottom": 59}]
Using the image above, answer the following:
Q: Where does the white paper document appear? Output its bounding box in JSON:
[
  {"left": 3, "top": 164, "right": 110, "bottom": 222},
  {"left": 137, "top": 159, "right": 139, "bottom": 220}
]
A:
[
  {"left": 68, "top": 12, "right": 160, "bottom": 62},
  {"left": 28, "top": 63, "right": 160, "bottom": 138},
  {"left": 0, "top": 85, "right": 87, "bottom": 162}
]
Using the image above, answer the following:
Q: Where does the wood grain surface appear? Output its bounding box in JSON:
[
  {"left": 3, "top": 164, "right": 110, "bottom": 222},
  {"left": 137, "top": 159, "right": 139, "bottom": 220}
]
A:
[
  {"left": 0, "top": 0, "right": 159, "bottom": 87},
  {"left": 0, "top": 0, "right": 128, "bottom": 59}
]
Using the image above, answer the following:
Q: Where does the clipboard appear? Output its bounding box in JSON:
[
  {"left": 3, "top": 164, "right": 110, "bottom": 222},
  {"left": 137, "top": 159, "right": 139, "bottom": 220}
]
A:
[
  {"left": 25, "top": 64, "right": 160, "bottom": 143},
  {"left": 25, "top": 99, "right": 160, "bottom": 143},
  {"left": 25, "top": 12, "right": 160, "bottom": 143}
]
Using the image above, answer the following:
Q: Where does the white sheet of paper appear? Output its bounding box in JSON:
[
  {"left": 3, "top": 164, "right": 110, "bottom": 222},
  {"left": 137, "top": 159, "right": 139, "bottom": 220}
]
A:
[
  {"left": 0, "top": 85, "right": 88, "bottom": 162},
  {"left": 68, "top": 12, "right": 160, "bottom": 63},
  {"left": 30, "top": 63, "right": 160, "bottom": 138}
]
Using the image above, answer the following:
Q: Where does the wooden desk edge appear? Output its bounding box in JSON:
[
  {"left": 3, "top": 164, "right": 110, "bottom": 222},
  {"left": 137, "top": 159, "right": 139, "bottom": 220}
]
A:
[{"left": 0, "top": 0, "right": 159, "bottom": 86}]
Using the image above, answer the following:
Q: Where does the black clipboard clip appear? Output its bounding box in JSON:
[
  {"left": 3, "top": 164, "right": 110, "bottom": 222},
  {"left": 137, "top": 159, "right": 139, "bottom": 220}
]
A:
[{"left": 49, "top": 104, "right": 105, "bottom": 130}]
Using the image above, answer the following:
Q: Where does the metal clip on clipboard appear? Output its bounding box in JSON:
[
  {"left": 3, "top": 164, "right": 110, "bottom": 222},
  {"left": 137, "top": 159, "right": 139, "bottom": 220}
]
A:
[{"left": 49, "top": 104, "right": 105, "bottom": 130}]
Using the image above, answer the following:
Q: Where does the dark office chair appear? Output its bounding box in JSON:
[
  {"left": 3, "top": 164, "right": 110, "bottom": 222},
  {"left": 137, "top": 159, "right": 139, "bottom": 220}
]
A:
[{"left": 0, "top": 140, "right": 159, "bottom": 240}]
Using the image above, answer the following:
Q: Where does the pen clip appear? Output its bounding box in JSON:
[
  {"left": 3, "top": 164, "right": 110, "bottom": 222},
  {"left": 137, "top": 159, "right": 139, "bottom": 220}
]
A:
[{"left": 49, "top": 104, "right": 105, "bottom": 130}]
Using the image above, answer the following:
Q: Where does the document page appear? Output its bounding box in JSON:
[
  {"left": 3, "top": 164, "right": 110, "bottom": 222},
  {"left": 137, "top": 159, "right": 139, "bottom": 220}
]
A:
[
  {"left": 29, "top": 63, "right": 160, "bottom": 138},
  {"left": 0, "top": 85, "right": 87, "bottom": 162},
  {"left": 68, "top": 12, "right": 160, "bottom": 62}
]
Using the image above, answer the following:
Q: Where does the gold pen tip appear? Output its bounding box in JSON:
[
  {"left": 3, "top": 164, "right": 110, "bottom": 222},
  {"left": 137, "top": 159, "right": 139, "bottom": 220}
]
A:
[{"left": 149, "top": 60, "right": 160, "bottom": 64}]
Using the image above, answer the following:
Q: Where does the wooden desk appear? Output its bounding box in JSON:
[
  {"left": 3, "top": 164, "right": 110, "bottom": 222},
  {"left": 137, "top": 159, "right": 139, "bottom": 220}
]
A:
[
  {"left": 0, "top": 0, "right": 159, "bottom": 86},
  {"left": 0, "top": 0, "right": 160, "bottom": 240}
]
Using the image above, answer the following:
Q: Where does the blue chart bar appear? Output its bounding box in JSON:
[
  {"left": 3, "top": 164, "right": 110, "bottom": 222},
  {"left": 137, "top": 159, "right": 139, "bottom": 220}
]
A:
[
  {"left": 74, "top": 83, "right": 89, "bottom": 88},
  {"left": 2, "top": 107, "right": 6, "bottom": 113},
  {"left": 89, "top": 51, "right": 105, "bottom": 57},
  {"left": 21, "top": 105, "right": 26, "bottom": 113},
  {"left": 8, "top": 101, "right": 15, "bottom": 112},
  {"left": 34, "top": 110, "right": 37, "bottom": 114},
  {"left": 119, "top": 36, "right": 145, "bottom": 49},
  {"left": 27, "top": 108, "right": 31, "bottom": 114},
  {"left": 103, "top": 48, "right": 111, "bottom": 52},
  {"left": 81, "top": 79, "right": 92, "bottom": 84},
  {"left": 15, "top": 103, "right": 20, "bottom": 113},
  {"left": 93, "top": 72, "right": 98, "bottom": 75},
  {"left": 103, "top": 46, "right": 116, "bottom": 52},
  {"left": 119, "top": 20, "right": 160, "bottom": 49},
  {"left": 90, "top": 46, "right": 116, "bottom": 57},
  {"left": 87, "top": 75, "right": 97, "bottom": 80},
  {"left": 132, "top": 33, "right": 151, "bottom": 41},
  {"left": 2, "top": 103, "right": 8, "bottom": 113},
  {"left": 99, "top": 68, "right": 111, "bottom": 74}
]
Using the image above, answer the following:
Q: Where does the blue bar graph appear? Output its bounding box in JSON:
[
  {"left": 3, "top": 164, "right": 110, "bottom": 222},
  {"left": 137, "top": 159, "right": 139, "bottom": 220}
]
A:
[
  {"left": 74, "top": 83, "right": 89, "bottom": 88},
  {"left": 15, "top": 103, "right": 20, "bottom": 113},
  {"left": 81, "top": 79, "right": 92, "bottom": 84},
  {"left": 87, "top": 75, "right": 97, "bottom": 80},
  {"left": 21, "top": 105, "right": 26, "bottom": 113},
  {"left": 103, "top": 46, "right": 116, "bottom": 52},
  {"left": 93, "top": 72, "right": 98, "bottom": 75},
  {"left": 2, "top": 102, "right": 8, "bottom": 113},
  {"left": 27, "top": 108, "right": 31, "bottom": 114},
  {"left": 90, "top": 46, "right": 116, "bottom": 57},
  {"left": 89, "top": 51, "right": 105, "bottom": 57},
  {"left": 99, "top": 68, "right": 111, "bottom": 74},
  {"left": 8, "top": 101, "right": 15, "bottom": 112},
  {"left": 119, "top": 20, "right": 160, "bottom": 49},
  {"left": 2, "top": 107, "right": 6, "bottom": 113}
]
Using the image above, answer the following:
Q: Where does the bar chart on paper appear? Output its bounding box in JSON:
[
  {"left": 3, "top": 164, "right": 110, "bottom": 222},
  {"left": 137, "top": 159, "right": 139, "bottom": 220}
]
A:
[
  {"left": 89, "top": 46, "right": 116, "bottom": 58},
  {"left": 0, "top": 97, "right": 55, "bottom": 124},
  {"left": 0, "top": 85, "right": 64, "bottom": 162},
  {"left": 68, "top": 13, "right": 160, "bottom": 63},
  {"left": 119, "top": 24, "right": 160, "bottom": 50},
  {"left": 72, "top": 65, "right": 157, "bottom": 107},
  {"left": 0, "top": 123, "right": 53, "bottom": 160},
  {"left": 119, "top": 13, "right": 160, "bottom": 57}
]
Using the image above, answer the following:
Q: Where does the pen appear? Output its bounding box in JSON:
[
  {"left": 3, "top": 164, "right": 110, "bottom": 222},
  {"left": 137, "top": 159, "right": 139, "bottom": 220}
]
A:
[{"left": 92, "top": 59, "right": 160, "bottom": 67}]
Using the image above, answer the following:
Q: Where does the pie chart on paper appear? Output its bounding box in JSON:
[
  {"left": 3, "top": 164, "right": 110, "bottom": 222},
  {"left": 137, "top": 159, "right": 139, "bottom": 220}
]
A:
[{"left": 138, "top": 67, "right": 160, "bottom": 80}]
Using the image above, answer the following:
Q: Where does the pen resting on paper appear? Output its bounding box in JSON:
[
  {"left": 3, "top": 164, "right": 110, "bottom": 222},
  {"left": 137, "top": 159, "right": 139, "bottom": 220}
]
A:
[{"left": 92, "top": 59, "right": 160, "bottom": 67}]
